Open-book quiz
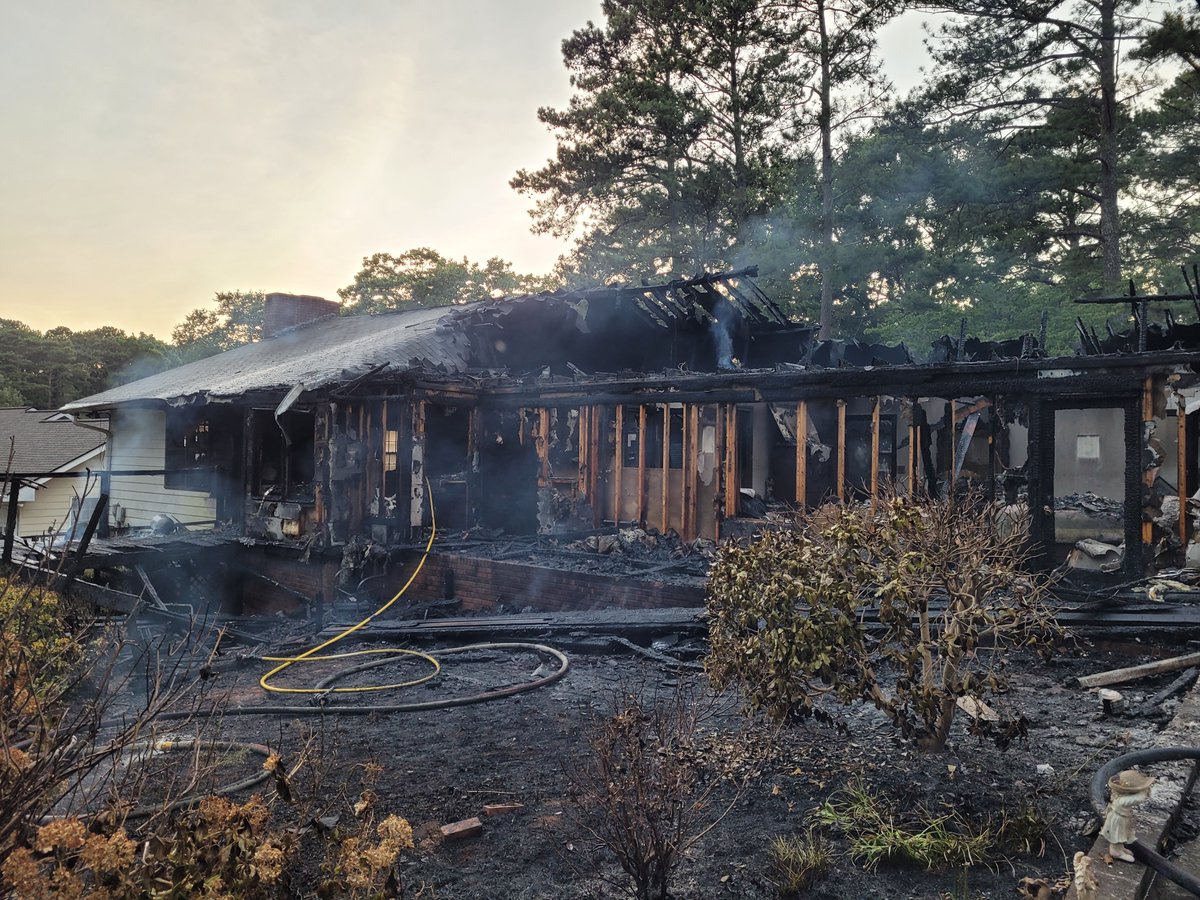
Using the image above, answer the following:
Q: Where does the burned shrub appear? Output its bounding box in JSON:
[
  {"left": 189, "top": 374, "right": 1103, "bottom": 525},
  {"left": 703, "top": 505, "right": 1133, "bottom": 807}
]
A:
[
  {"left": 568, "top": 684, "right": 739, "bottom": 900},
  {"left": 705, "top": 487, "right": 1061, "bottom": 752}
]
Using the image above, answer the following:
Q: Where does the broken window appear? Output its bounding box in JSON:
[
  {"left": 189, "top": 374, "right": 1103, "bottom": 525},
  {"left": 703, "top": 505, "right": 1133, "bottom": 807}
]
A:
[
  {"left": 643, "top": 407, "right": 664, "bottom": 469},
  {"left": 548, "top": 407, "right": 580, "bottom": 472},
  {"left": 165, "top": 408, "right": 210, "bottom": 492},
  {"left": 1053, "top": 407, "right": 1126, "bottom": 570},
  {"left": 250, "top": 409, "right": 315, "bottom": 499},
  {"left": 382, "top": 399, "right": 405, "bottom": 504},
  {"left": 668, "top": 407, "right": 684, "bottom": 469},
  {"left": 621, "top": 405, "right": 640, "bottom": 467}
]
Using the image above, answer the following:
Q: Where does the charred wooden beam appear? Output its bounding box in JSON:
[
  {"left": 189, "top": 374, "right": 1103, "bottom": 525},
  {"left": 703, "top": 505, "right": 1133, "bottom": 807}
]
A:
[
  {"left": 836, "top": 400, "right": 846, "bottom": 503},
  {"left": 723, "top": 404, "right": 738, "bottom": 519},
  {"left": 536, "top": 407, "right": 550, "bottom": 487},
  {"left": 637, "top": 405, "right": 647, "bottom": 527},
  {"left": 1180, "top": 402, "right": 1189, "bottom": 549},
  {"left": 410, "top": 400, "right": 426, "bottom": 531},
  {"left": 614, "top": 405, "right": 624, "bottom": 524},
  {"left": 948, "top": 399, "right": 957, "bottom": 496},
  {"left": 683, "top": 405, "right": 696, "bottom": 539},
  {"left": 870, "top": 397, "right": 881, "bottom": 511},
  {"left": 135, "top": 564, "right": 169, "bottom": 611},
  {"left": 660, "top": 404, "right": 670, "bottom": 533},
  {"left": 795, "top": 400, "right": 808, "bottom": 509},
  {"left": 62, "top": 490, "right": 108, "bottom": 592},
  {"left": 589, "top": 406, "right": 602, "bottom": 528},
  {"left": 577, "top": 404, "right": 589, "bottom": 497},
  {"left": 99, "top": 470, "right": 111, "bottom": 538},
  {"left": 918, "top": 405, "right": 938, "bottom": 496},
  {"left": 0, "top": 467, "right": 213, "bottom": 480},
  {"left": 2, "top": 477, "right": 19, "bottom": 565},
  {"left": 907, "top": 400, "right": 917, "bottom": 499},
  {"left": 1143, "top": 377, "right": 1155, "bottom": 549}
]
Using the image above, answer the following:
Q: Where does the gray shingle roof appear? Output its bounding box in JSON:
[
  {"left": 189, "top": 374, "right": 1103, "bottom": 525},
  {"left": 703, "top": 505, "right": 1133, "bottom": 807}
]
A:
[
  {"left": 62, "top": 305, "right": 469, "bottom": 412},
  {"left": 0, "top": 409, "right": 106, "bottom": 473},
  {"left": 60, "top": 267, "right": 786, "bottom": 413}
]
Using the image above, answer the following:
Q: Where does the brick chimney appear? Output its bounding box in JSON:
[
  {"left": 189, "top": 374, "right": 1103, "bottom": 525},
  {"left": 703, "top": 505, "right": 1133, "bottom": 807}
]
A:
[{"left": 262, "top": 293, "right": 339, "bottom": 339}]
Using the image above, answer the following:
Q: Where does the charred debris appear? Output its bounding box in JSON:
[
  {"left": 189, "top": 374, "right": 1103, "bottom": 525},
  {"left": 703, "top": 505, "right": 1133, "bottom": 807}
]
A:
[{"left": 48, "top": 266, "right": 1200, "bottom": 618}]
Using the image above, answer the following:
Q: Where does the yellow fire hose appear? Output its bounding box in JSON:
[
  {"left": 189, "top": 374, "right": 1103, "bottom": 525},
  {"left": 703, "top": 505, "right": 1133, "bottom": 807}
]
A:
[{"left": 258, "top": 482, "right": 442, "bottom": 695}]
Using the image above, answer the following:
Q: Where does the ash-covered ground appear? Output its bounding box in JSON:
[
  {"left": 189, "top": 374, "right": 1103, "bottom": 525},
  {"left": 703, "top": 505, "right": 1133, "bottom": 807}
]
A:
[{"left": 137, "top": 629, "right": 1196, "bottom": 900}]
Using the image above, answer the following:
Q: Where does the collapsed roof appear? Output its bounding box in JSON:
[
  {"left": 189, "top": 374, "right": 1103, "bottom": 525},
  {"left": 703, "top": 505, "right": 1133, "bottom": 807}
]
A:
[
  {"left": 64, "top": 265, "right": 1200, "bottom": 415},
  {"left": 62, "top": 268, "right": 799, "bottom": 412}
]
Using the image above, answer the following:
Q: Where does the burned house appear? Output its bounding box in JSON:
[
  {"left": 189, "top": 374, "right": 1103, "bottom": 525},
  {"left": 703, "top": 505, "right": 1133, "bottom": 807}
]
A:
[{"left": 59, "top": 269, "right": 1200, "bottom": 612}]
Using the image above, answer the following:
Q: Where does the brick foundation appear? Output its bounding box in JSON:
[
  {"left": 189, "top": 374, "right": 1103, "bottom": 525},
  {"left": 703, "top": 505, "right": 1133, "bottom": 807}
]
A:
[
  {"left": 235, "top": 549, "right": 705, "bottom": 616},
  {"left": 396, "top": 552, "right": 704, "bottom": 613},
  {"left": 238, "top": 549, "right": 338, "bottom": 615}
]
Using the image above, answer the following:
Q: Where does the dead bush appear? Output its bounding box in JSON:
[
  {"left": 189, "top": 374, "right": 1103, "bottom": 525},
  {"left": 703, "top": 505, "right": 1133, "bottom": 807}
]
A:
[
  {"left": 706, "top": 485, "right": 1061, "bottom": 751},
  {"left": 568, "top": 682, "right": 740, "bottom": 900},
  {"left": 0, "top": 558, "right": 415, "bottom": 899},
  {"left": 0, "top": 565, "right": 222, "bottom": 861}
]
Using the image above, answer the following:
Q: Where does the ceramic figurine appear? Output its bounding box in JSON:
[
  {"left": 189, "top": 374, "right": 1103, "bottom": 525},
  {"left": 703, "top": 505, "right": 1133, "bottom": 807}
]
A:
[
  {"left": 1099, "top": 769, "right": 1156, "bottom": 863},
  {"left": 1073, "top": 851, "right": 1098, "bottom": 899}
]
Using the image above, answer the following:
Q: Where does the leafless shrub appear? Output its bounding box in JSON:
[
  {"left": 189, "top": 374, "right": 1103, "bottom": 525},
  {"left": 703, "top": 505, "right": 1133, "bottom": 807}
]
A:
[
  {"left": 568, "top": 680, "right": 742, "bottom": 900},
  {"left": 0, "top": 555, "right": 225, "bottom": 861}
]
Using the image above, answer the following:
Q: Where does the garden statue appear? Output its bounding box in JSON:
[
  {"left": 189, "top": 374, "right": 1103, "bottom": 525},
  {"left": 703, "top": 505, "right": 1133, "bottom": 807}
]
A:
[
  {"left": 1073, "top": 851, "right": 1098, "bottom": 899},
  {"left": 1099, "top": 769, "right": 1156, "bottom": 863}
]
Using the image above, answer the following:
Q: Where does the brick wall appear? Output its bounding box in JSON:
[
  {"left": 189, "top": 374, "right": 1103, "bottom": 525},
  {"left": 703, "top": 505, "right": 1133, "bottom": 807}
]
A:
[
  {"left": 238, "top": 549, "right": 338, "bottom": 615},
  {"left": 263, "top": 293, "right": 340, "bottom": 339},
  {"left": 237, "top": 549, "right": 705, "bottom": 616},
  {"left": 397, "top": 552, "right": 705, "bottom": 613}
]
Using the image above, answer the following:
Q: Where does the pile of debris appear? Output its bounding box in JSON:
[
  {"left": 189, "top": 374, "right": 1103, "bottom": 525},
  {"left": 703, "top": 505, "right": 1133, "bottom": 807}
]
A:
[
  {"left": 1056, "top": 492, "right": 1124, "bottom": 518},
  {"left": 570, "top": 527, "right": 716, "bottom": 561}
]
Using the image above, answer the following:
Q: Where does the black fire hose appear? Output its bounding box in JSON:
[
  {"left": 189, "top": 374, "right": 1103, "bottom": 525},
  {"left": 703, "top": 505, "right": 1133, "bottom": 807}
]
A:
[
  {"left": 1091, "top": 748, "right": 1200, "bottom": 897},
  {"left": 62, "top": 641, "right": 571, "bottom": 734}
]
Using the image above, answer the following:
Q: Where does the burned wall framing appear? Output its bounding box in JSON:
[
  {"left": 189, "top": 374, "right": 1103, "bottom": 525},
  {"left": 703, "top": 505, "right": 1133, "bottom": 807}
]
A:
[{"left": 236, "top": 349, "right": 1197, "bottom": 579}]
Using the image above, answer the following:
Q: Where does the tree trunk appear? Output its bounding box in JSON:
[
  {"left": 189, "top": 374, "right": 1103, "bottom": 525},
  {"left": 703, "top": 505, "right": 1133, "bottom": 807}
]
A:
[
  {"left": 817, "top": 0, "right": 835, "bottom": 340},
  {"left": 730, "top": 46, "right": 745, "bottom": 189},
  {"left": 1097, "top": 0, "right": 1122, "bottom": 290},
  {"left": 926, "top": 625, "right": 962, "bottom": 752}
]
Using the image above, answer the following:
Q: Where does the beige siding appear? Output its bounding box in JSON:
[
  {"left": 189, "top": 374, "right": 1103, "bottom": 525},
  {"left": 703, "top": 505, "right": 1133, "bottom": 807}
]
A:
[
  {"left": 18, "top": 457, "right": 106, "bottom": 538},
  {"left": 109, "top": 409, "right": 216, "bottom": 528}
]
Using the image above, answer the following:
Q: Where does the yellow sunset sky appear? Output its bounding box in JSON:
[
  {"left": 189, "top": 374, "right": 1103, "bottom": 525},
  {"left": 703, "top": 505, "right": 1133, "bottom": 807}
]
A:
[{"left": 0, "top": 1, "right": 927, "bottom": 338}]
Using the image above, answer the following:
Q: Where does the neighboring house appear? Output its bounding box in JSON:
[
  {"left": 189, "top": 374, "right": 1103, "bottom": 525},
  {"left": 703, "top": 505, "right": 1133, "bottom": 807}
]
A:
[
  {"left": 0, "top": 408, "right": 107, "bottom": 541},
  {"left": 61, "top": 272, "right": 1200, "bottom": 582}
]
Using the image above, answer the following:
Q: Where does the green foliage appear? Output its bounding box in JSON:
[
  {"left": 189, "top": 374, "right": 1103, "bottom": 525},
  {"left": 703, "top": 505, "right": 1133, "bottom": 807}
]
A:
[
  {"left": 992, "top": 802, "right": 1051, "bottom": 858},
  {"left": 705, "top": 488, "right": 1060, "bottom": 750},
  {"left": 0, "top": 581, "right": 82, "bottom": 698},
  {"left": 813, "top": 779, "right": 1049, "bottom": 873},
  {"left": 0, "top": 375, "right": 23, "bottom": 408},
  {"left": 815, "top": 779, "right": 992, "bottom": 870},
  {"left": 171, "top": 290, "right": 267, "bottom": 363},
  {"left": 337, "top": 248, "right": 548, "bottom": 316},
  {"left": 525, "top": 0, "right": 1199, "bottom": 350},
  {"left": 767, "top": 829, "right": 832, "bottom": 896},
  {"left": 514, "top": 0, "right": 810, "bottom": 280},
  {"left": 0, "top": 320, "right": 171, "bottom": 408}
]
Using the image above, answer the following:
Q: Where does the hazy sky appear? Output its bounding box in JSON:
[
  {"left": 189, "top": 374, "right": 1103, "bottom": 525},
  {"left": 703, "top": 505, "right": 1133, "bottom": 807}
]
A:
[{"left": 0, "top": 2, "right": 930, "bottom": 339}]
